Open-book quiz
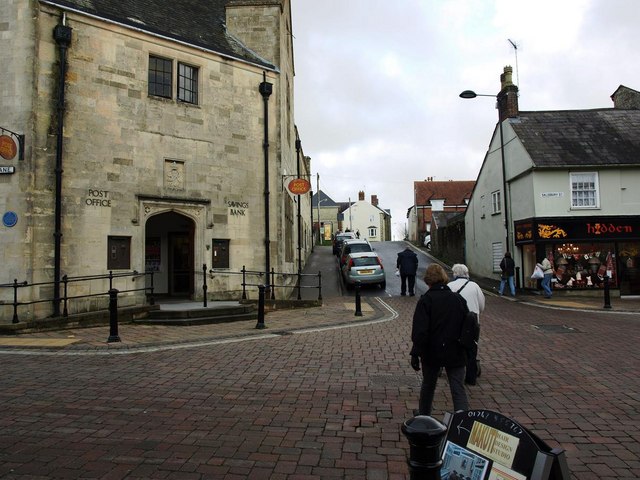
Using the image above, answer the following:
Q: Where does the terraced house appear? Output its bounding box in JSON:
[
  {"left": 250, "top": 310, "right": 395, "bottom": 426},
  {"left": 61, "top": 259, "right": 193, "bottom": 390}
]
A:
[
  {"left": 0, "top": 0, "right": 311, "bottom": 320},
  {"left": 465, "top": 68, "right": 640, "bottom": 297}
]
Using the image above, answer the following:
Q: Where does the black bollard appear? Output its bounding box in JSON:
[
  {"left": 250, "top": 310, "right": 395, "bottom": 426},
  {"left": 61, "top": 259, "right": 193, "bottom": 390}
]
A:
[
  {"left": 255, "top": 284, "right": 266, "bottom": 329},
  {"left": 603, "top": 274, "right": 612, "bottom": 309},
  {"left": 354, "top": 281, "right": 362, "bottom": 316},
  {"left": 401, "top": 415, "right": 448, "bottom": 480},
  {"left": 202, "top": 264, "right": 208, "bottom": 308},
  {"left": 107, "top": 288, "right": 121, "bottom": 343}
]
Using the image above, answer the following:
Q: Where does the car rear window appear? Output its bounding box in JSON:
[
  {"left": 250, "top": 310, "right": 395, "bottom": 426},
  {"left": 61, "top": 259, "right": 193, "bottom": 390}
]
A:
[
  {"left": 352, "top": 257, "right": 379, "bottom": 267},
  {"left": 349, "top": 244, "right": 372, "bottom": 253}
]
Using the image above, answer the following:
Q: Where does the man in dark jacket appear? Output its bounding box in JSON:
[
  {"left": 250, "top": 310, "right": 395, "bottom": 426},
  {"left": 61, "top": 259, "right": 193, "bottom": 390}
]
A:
[
  {"left": 397, "top": 246, "right": 419, "bottom": 296},
  {"left": 410, "top": 264, "right": 470, "bottom": 415},
  {"left": 498, "top": 251, "right": 516, "bottom": 296}
]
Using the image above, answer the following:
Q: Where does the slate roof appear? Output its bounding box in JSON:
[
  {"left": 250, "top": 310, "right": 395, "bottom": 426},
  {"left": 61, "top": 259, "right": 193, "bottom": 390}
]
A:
[
  {"left": 40, "top": 0, "right": 277, "bottom": 70},
  {"left": 311, "top": 190, "right": 338, "bottom": 208},
  {"left": 511, "top": 109, "right": 640, "bottom": 168},
  {"left": 414, "top": 180, "right": 475, "bottom": 207}
]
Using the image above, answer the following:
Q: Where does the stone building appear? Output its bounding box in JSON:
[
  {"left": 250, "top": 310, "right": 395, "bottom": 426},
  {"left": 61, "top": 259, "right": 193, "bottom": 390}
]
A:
[{"left": 0, "top": 0, "right": 311, "bottom": 320}]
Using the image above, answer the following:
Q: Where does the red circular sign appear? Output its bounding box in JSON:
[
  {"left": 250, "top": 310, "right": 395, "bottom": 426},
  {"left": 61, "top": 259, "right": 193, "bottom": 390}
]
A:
[
  {"left": 0, "top": 135, "right": 17, "bottom": 160},
  {"left": 288, "top": 178, "right": 311, "bottom": 195}
]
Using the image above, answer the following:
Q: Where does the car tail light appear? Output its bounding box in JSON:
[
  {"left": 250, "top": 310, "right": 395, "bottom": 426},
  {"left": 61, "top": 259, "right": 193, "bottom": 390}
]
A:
[{"left": 376, "top": 257, "right": 384, "bottom": 269}]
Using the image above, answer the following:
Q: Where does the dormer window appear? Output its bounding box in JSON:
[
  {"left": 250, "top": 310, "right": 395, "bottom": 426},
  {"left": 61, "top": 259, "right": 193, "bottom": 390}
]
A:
[{"left": 430, "top": 199, "right": 445, "bottom": 211}]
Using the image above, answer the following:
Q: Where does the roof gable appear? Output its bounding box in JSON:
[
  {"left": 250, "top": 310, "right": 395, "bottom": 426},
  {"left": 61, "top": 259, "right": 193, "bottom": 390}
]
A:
[
  {"left": 40, "top": 0, "right": 277, "bottom": 69},
  {"left": 414, "top": 180, "right": 475, "bottom": 206},
  {"left": 339, "top": 200, "right": 390, "bottom": 218},
  {"left": 511, "top": 109, "right": 640, "bottom": 168},
  {"left": 312, "top": 190, "right": 338, "bottom": 207}
]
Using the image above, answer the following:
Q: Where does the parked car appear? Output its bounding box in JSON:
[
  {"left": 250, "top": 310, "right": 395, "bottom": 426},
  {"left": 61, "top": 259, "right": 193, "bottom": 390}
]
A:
[
  {"left": 341, "top": 252, "right": 386, "bottom": 289},
  {"left": 423, "top": 234, "right": 431, "bottom": 249},
  {"left": 338, "top": 239, "right": 373, "bottom": 268},
  {"left": 332, "top": 231, "right": 356, "bottom": 255}
]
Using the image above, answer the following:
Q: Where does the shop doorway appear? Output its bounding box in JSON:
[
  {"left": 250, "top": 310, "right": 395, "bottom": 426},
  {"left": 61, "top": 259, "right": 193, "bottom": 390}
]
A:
[
  {"left": 145, "top": 212, "right": 195, "bottom": 297},
  {"left": 619, "top": 242, "right": 640, "bottom": 296},
  {"left": 169, "top": 232, "right": 193, "bottom": 295}
]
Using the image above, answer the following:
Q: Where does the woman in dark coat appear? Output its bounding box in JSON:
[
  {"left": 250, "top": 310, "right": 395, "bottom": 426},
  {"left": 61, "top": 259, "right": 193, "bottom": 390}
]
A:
[{"left": 410, "top": 264, "right": 470, "bottom": 415}]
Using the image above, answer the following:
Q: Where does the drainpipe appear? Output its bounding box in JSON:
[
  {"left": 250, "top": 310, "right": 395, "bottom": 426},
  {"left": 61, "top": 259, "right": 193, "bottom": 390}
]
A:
[
  {"left": 259, "top": 72, "right": 273, "bottom": 293},
  {"left": 310, "top": 188, "right": 314, "bottom": 252},
  {"left": 295, "top": 139, "right": 302, "bottom": 281},
  {"left": 52, "top": 15, "right": 72, "bottom": 317}
]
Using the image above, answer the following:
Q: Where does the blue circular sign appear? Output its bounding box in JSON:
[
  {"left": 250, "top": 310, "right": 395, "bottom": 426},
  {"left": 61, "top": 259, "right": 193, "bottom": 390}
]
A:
[{"left": 3, "top": 211, "right": 18, "bottom": 227}]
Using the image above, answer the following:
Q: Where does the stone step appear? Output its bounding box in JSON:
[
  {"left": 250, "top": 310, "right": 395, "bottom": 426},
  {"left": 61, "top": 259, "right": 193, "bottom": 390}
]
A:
[
  {"left": 135, "top": 311, "right": 258, "bottom": 326},
  {"left": 135, "top": 302, "right": 258, "bottom": 326}
]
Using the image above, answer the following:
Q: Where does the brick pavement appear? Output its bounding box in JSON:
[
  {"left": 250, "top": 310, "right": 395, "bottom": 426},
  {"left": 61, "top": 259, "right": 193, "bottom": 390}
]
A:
[{"left": 0, "top": 294, "right": 639, "bottom": 479}]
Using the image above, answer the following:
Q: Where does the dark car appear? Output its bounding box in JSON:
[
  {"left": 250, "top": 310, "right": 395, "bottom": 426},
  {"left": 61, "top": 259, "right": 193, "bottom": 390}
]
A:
[
  {"left": 332, "top": 232, "right": 356, "bottom": 255},
  {"left": 338, "top": 239, "right": 373, "bottom": 268}
]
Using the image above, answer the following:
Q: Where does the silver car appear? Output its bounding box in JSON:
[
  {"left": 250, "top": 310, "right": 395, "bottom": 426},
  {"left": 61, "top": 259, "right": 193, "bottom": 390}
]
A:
[
  {"left": 341, "top": 252, "right": 386, "bottom": 289},
  {"left": 338, "top": 239, "right": 373, "bottom": 268}
]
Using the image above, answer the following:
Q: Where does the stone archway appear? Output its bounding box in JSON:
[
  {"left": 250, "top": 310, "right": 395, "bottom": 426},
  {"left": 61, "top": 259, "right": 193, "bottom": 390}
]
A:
[{"left": 145, "top": 211, "right": 195, "bottom": 297}]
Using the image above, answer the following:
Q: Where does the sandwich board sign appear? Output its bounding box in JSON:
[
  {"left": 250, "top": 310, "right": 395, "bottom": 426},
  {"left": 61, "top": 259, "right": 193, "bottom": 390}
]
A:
[{"left": 441, "top": 410, "right": 570, "bottom": 480}]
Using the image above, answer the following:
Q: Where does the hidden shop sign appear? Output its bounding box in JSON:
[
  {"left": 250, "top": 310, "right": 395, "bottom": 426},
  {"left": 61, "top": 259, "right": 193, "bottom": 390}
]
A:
[{"left": 441, "top": 409, "right": 570, "bottom": 480}]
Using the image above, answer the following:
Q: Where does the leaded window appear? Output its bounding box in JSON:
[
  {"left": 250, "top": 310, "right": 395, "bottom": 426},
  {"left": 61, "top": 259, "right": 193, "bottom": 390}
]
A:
[
  {"left": 178, "top": 63, "right": 198, "bottom": 104},
  {"left": 148, "top": 55, "right": 173, "bottom": 98}
]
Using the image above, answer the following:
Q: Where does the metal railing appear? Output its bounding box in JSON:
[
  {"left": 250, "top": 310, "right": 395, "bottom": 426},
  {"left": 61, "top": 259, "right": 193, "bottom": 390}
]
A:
[
  {"left": 2, "top": 264, "right": 324, "bottom": 323},
  {"left": 0, "top": 270, "right": 154, "bottom": 324},
  {"left": 208, "top": 265, "right": 322, "bottom": 305}
]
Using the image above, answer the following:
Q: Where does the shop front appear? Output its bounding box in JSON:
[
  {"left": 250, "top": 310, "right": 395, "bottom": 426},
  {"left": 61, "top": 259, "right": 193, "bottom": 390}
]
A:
[{"left": 514, "top": 216, "right": 640, "bottom": 297}]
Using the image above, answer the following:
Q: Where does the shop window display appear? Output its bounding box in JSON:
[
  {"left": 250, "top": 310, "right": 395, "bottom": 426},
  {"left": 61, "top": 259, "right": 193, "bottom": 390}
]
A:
[{"left": 550, "top": 243, "right": 617, "bottom": 289}]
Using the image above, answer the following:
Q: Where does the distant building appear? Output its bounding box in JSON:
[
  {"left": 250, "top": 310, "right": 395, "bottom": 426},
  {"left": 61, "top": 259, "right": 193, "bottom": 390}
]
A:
[
  {"left": 408, "top": 178, "right": 475, "bottom": 244},
  {"left": 341, "top": 192, "right": 391, "bottom": 242},
  {"left": 465, "top": 67, "right": 640, "bottom": 296},
  {"left": 312, "top": 190, "right": 341, "bottom": 244}
]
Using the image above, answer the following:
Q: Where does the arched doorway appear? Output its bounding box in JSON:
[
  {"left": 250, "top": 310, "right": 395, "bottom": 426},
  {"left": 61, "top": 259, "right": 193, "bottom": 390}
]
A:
[{"left": 145, "top": 211, "right": 195, "bottom": 297}]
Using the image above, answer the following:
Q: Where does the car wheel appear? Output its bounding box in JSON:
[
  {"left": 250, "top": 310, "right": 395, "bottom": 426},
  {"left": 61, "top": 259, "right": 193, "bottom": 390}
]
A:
[
  {"left": 380, "top": 281, "right": 386, "bottom": 289},
  {"left": 426, "top": 242, "right": 431, "bottom": 249}
]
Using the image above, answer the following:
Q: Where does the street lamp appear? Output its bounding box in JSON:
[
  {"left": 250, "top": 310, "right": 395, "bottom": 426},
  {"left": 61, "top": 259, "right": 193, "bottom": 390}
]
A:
[
  {"left": 317, "top": 197, "right": 327, "bottom": 245},
  {"left": 459, "top": 89, "right": 510, "bottom": 255}
]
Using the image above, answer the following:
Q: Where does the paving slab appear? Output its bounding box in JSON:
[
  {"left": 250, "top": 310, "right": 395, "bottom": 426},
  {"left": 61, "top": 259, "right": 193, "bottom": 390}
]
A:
[{"left": 0, "top": 289, "right": 639, "bottom": 479}]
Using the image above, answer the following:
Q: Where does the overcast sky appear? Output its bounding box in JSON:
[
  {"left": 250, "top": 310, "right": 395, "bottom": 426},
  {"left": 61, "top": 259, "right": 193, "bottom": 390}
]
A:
[{"left": 291, "top": 0, "right": 640, "bottom": 239}]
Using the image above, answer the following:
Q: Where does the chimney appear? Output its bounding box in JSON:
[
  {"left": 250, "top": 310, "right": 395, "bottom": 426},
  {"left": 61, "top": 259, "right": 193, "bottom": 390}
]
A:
[
  {"left": 611, "top": 85, "right": 640, "bottom": 110},
  {"left": 358, "top": 191, "right": 365, "bottom": 201},
  {"left": 497, "top": 65, "right": 519, "bottom": 121},
  {"left": 371, "top": 195, "right": 378, "bottom": 206}
]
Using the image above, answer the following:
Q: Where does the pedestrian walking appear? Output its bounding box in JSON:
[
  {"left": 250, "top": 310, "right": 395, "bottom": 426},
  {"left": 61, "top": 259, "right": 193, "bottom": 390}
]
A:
[
  {"left": 396, "top": 245, "right": 418, "bottom": 296},
  {"left": 498, "top": 252, "right": 516, "bottom": 296},
  {"left": 410, "top": 264, "right": 470, "bottom": 415},
  {"left": 539, "top": 256, "right": 554, "bottom": 298},
  {"left": 448, "top": 264, "right": 485, "bottom": 385}
]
